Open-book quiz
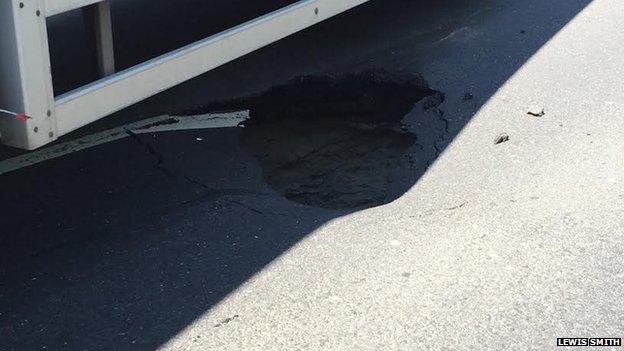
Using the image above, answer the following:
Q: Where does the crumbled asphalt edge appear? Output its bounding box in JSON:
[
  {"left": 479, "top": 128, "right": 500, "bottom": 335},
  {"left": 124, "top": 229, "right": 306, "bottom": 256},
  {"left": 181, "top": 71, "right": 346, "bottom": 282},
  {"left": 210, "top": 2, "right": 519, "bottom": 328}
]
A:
[{"left": 175, "top": 71, "right": 446, "bottom": 210}]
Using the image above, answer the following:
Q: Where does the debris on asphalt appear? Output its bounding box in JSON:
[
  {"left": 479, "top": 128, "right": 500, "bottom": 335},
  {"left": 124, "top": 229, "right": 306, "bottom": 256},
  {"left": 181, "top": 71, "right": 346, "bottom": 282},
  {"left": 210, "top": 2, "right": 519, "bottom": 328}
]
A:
[
  {"left": 462, "top": 92, "right": 474, "bottom": 101},
  {"left": 446, "top": 201, "right": 468, "bottom": 210},
  {"left": 214, "top": 315, "right": 240, "bottom": 328},
  {"left": 494, "top": 133, "right": 510, "bottom": 145},
  {"left": 527, "top": 107, "right": 545, "bottom": 117}
]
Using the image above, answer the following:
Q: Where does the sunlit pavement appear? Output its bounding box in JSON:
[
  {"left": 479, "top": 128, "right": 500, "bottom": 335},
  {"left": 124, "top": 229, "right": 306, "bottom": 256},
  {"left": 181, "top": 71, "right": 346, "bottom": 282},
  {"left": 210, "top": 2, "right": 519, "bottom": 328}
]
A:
[{"left": 1, "top": 0, "right": 623, "bottom": 350}]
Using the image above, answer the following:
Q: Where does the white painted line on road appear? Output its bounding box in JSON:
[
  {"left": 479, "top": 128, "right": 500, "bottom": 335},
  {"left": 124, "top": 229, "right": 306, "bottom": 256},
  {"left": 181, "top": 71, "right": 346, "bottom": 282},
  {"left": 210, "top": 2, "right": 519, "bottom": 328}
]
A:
[{"left": 0, "top": 110, "right": 249, "bottom": 176}]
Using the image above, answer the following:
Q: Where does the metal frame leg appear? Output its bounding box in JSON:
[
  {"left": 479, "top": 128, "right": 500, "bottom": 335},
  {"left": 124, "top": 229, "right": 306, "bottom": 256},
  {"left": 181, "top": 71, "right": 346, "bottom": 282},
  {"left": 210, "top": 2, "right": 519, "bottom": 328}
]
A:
[
  {"left": 83, "top": 0, "right": 115, "bottom": 77},
  {"left": 0, "top": 0, "right": 57, "bottom": 150}
]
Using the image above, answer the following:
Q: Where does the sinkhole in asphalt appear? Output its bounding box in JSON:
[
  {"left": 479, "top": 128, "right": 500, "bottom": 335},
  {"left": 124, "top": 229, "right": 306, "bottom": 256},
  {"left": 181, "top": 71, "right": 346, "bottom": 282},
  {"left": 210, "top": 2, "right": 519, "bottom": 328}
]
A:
[{"left": 195, "top": 71, "right": 444, "bottom": 210}]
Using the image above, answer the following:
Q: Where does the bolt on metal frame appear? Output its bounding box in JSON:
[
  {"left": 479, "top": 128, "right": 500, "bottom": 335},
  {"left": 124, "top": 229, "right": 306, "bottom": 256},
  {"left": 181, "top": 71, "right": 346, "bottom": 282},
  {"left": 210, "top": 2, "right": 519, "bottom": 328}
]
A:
[{"left": 0, "top": 0, "right": 371, "bottom": 150}]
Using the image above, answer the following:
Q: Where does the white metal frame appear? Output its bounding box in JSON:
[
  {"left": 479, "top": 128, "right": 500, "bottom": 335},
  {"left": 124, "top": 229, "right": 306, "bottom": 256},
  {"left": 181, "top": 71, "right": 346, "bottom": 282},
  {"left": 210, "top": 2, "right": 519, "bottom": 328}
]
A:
[{"left": 0, "top": 0, "right": 370, "bottom": 150}]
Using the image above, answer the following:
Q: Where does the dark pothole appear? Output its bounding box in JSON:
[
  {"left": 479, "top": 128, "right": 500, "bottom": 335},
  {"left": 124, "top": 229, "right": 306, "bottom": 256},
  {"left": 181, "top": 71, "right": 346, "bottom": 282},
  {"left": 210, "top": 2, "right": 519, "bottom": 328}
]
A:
[{"left": 182, "top": 71, "right": 444, "bottom": 210}]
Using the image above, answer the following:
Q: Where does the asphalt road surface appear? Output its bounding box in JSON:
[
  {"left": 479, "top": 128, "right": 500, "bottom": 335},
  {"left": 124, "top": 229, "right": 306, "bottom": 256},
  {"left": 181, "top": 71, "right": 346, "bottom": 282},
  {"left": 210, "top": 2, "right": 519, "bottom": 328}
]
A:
[{"left": 1, "top": 0, "right": 623, "bottom": 350}]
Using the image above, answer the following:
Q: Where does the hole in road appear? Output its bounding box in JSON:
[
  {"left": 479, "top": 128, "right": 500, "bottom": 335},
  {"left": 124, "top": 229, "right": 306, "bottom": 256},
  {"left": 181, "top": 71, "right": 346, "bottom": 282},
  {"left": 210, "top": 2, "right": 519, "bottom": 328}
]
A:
[{"left": 183, "top": 71, "right": 445, "bottom": 210}]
